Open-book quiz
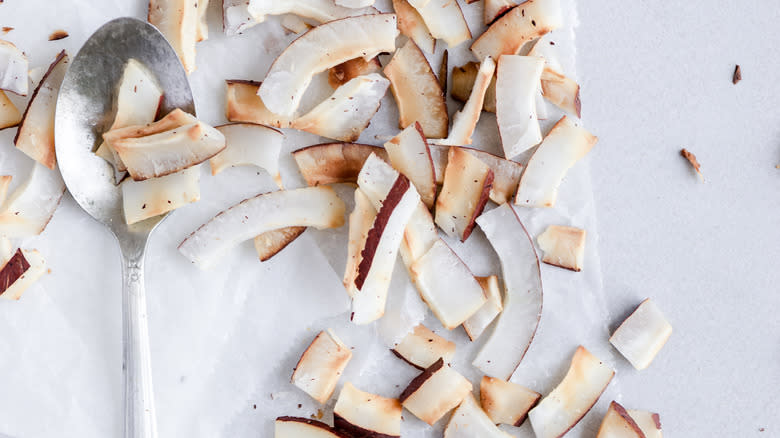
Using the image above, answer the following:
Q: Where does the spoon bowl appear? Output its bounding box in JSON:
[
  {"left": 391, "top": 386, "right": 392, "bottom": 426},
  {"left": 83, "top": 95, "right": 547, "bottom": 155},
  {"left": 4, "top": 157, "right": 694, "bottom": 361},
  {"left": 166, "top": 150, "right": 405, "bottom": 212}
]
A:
[{"left": 55, "top": 17, "right": 194, "bottom": 438}]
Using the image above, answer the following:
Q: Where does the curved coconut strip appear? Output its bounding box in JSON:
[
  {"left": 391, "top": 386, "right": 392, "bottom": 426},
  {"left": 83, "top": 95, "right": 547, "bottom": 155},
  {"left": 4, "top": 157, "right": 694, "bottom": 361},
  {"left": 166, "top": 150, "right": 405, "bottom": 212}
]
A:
[
  {"left": 275, "top": 417, "right": 348, "bottom": 438},
  {"left": 435, "top": 147, "right": 493, "bottom": 241},
  {"left": 14, "top": 51, "right": 68, "bottom": 170},
  {"left": 253, "top": 226, "right": 306, "bottom": 262},
  {"left": 384, "top": 122, "right": 436, "bottom": 208},
  {"left": 480, "top": 376, "right": 540, "bottom": 426},
  {"left": 113, "top": 121, "right": 226, "bottom": 181},
  {"left": 0, "top": 164, "right": 65, "bottom": 238},
  {"left": 248, "top": 0, "right": 374, "bottom": 24},
  {"left": 400, "top": 358, "right": 472, "bottom": 426},
  {"left": 121, "top": 165, "right": 201, "bottom": 225},
  {"left": 596, "top": 401, "right": 646, "bottom": 438},
  {"left": 450, "top": 61, "right": 497, "bottom": 113},
  {"left": 352, "top": 176, "right": 420, "bottom": 324},
  {"left": 391, "top": 323, "right": 455, "bottom": 370},
  {"left": 0, "top": 249, "right": 46, "bottom": 301},
  {"left": 179, "top": 186, "right": 346, "bottom": 269},
  {"left": 409, "top": 240, "right": 487, "bottom": 329},
  {"left": 291, "top": 73, "right": 390, "bottom": 142},
  {"left": 392, "top": 0, "right": 435, "bottom": 54},
  {"left": 223, "top": 0, "right": 260, "bottom": 36},
  {"left": 471, "top": 0, "right": 562, "bottom": 61},
  {"left": 537, "top": 225, "right": 587, "bottom": 271},
  {"left": 496, "top": 55, "right": 545, "bottom": 158},
  {"left": 627, "top": 410, "right": 662, "bottom": 438},
  {"left": 291, "top": 329, "right": 352, "bottom": 404},
  {"left": 384, "top": 39, "right": 448, "bottom": 139},
  {"left": 609, "top": 299, "right": 672, "bottom": 371},
  {"left": 430, "top": 145, "right": 523, "bottom": 204},
  {"left": 473, "top": 203, "right": 542, "bottom": 379},
  {"left": 463, "top": 275, "right": 503, "bottom": 341},
  {"left": 257, "top": 14, "right": 398, "bottom": 117},
  {"left": 528, "top": 346, "right": 615, "bottom": 438},
  {"left": 292, "top": 143, "right": 387, "bottom": 186},
  {"left": 210, "top": 123, "right": 283, "bottom": 187},
  {"left": 431, "top": 56, "right": 495, "bottom": 146},
  {"left": 0, "top": 175, "right": 11, "bottom": 206},
  {"left": 343, "top": 188, "right": 376, "bottom": 298},
  {"left": 327, "top": 57, "right": 381, "bottom": 89},
  {"left": 484, "top": 0, "right": 515, "bottom": 25},
  {"left": 333, "top": 382, "right": 402, "bottom": 438},
  {"left": 515, "top": 116, "right": 597, "bottom": 207},
  {"left": 444, "top": 394, "right": 514, "bottom": 438},
  {"left": 0, "top": 90, "right": 21, "bottom": 130},
  {"left": 225, "top": 80, "right": 291, "bottom": 128},
  {"left": 541, "top": 67, "right": 582, "bottom": 118},
  {"left": 0, "top": 40, "right": 28, "bottom": 96},
  {"left": 406, "top": 0, "right": 471, "bottom": 48},
  {"left": 149, "top": 0, "right": 199, "bottom": 73}
]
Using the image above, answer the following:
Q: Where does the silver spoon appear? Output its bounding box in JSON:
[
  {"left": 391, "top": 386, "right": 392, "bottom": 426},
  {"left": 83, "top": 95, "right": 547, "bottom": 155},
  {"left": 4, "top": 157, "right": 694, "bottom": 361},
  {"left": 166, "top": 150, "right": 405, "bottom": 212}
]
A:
[{"left": 55, "top": 17, "right": 194, "bottom": 438}]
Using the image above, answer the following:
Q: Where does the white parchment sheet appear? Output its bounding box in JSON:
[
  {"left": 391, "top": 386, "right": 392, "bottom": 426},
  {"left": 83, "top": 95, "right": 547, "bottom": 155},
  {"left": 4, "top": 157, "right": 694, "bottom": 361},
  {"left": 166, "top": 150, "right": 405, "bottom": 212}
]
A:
[{"left": 0, "top": 0, "right": 622, "bottom": 436}]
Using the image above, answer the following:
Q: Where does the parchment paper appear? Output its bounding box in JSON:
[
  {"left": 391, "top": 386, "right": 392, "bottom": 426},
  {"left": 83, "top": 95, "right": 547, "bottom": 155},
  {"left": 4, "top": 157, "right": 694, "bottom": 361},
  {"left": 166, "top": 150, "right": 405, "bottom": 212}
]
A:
[{"left": 0, "top": 0, "right": 621, "bottom": 436}]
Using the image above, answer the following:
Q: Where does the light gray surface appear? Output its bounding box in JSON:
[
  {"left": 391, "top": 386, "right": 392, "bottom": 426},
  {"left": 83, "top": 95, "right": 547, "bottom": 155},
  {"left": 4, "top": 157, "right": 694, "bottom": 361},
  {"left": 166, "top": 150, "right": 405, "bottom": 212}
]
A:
[{"left": 579, "top": 2, "right": 780, "bottom": 435}]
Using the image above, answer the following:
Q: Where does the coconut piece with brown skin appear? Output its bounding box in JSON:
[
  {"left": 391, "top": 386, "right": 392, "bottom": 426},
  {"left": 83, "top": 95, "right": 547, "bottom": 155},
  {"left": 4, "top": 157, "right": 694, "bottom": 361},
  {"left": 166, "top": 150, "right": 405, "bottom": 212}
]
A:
[
  {"left": 0, "top": 90, "right": 21, "bottom": 129},
  {"left": 148, "top": 0, "right": 199, "bottom": 73},
  {"left": 384, "top": 122, "right": 436, "bottom": 208},
  {"left": 392, "top": 0, "right": 435, "bottom": 54},
  {"left": 343, "top": 188, "right": 377, "bottom": 298},
  {"left": 444, "top": 393, "right": 513, "bottom": 438},
  {"left": 275, "top": 417, "right": 349, "bottom": 438},
  {"left": 627, "top": 410, "right": 663, "bottom": 438},
  {"left": 225, "top": 80, "right": 291, "bottom": 128},
  {"left": 254, "top": 227, "right": 306, "bottom": 262},
  {"left": 480, "top": 376, "right": 540, "bottom": 426},
  {"left": 435, "top": 147, "right": 493, "bottom": 241},
  {"left": 471, "top": 1, "right": 562, "bottom": 61},
  {"left": 430, "top": 145, "right": 523, "bottom": 204},
  {"left": 333, "top": 382, "right": 402, "bottom": 438},
  {"left": 463, "top": 275, "right": 503, "bottom": 341},
  {"left": 596, "top": 401, "right": 646, "bottom": 438},
  {"left": 609, "top": 299, "right": 672, "bottom": 370},
  {"left": 399, "top": 358, "right": 472, "bottom": 426},
  {"left": 484, "top": 0, "right": 515, "bottom": 25},
  {"left": 121, "top": 165, "right": 201, "bottom": 225},
  {"left": 384, "top": 39, "right": 448, "bottom": 139},
  {"left": 680, "top": 148, "right": 703, "bottom": 180},
  {"left": 0, "top": 248, "right": 46, "bottom": 300},
  {"left": 291, "top": 329, "right": 353, "bottom": 404},
  {"left": 390, "top": 323, "right": 455, "bottom": 370},
  {"left": 537, "top": 225, "right": 587, "bottom": 272},
  {"left": 293, "top": 143, "right": 388, "bottom": 186},
  {"left": 328, "top": 57, "right": 381, "bottom": 89},
  {"left": 247, "top": 0, "right": 376, "bottom": 25}
]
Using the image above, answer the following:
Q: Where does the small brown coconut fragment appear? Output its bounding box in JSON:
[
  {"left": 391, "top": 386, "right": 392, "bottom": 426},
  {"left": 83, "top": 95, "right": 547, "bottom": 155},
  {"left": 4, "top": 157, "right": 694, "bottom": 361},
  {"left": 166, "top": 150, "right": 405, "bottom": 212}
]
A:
[
  {"left": 291, "top": 329, "right": 353, "bottom": 404},
  {"left": 254, "top": 227, "right": 306, "bottom": 262},
  {"left": 480, "top": 376, "right": 541, "bottom": 427},
  {"left": 680, "top": 148, "right": 703, "bottom": 180},
  {"left": 732, "top": 64, "right": 741, "bottom": 84},
  {"left": 400, "top": 358, "right": 473, "bottom": 426},
  {"left": 438, "top": 50, "right": 448, "bottom": 93},
  {"left": 292, "top": 143, "right": 388, "bottom": 186},
  {"left": 0, "top": 249, "right": 30, "bottom": 295},
  {"left": 537, "top": 225, "right": 587, "bottom": 272},
  {"left": 1, "top": 27, "right": 13, "bottom": 35},
  {"left": 390, "top": 323, "right": 456, "bottom": 370},
  {"left": 327, "top": 57, "right": 382, "bottom": 89},
  {"left": 596, "top": 401, "right": 646, "bottom": 438},
  {"left": 0, "top": 249, "right": 46, "bottom": 300},
  {"left": 48, "top": 30, "right": 69, "bottom": 41}
]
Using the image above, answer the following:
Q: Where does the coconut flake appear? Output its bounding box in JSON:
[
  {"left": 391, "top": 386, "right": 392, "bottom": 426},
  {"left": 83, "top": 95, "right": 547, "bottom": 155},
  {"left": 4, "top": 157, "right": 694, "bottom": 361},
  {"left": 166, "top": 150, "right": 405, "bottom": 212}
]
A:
[
  {"left": 0, "top": 164, "right": 65, "bottom": 238},
  {"left": 148, "top": 0, "right": 199, "bottom": 73},
  {"left": 435, "top": 147, "right": 493, "bottom": 241},
  {"left": 537, "top": 225, "right": 587, "bottom": 272},
  {"left": 496, "top": 55, "right": 545, "bottom": 158},
  {"left": 480, "top": 376, "right": 540, "bottom": 426},
  {"left": 253, "top": 226, "right": 306, "bottom": 262},
  {"left": 291, "top": 329, "right": 353, "bottom": 404},
  {"left": 0, "top": 90, "right": 21, "bottom": 129},
  {"left": 0, "top": 39, "right": 28, "bottom": 95},
  {"left": 275, "top": 417, "right": 348, "bottom": 438},
  {"left": 596, "top": 401, "right": 646, "bottom": 438},
  {"left": 343, "top": 188, "right": 377, "bottom": 298},
  {"left": 210, "top": 123, "right": 283, "bottom": 187},
  {"left": 0, "top": 249, "right": 46, "bottom": 301},
  {"left": 392, "top": 0, "right": 435, "bottom": 54},
  {"left": 384, "top": 122, "right": 436, "bottom": 208},
  {"left": 248, "top": 0, "right": 375, "bottom": 24},
  {"left": 225, "top": 80, "right": 291, "bottom": 128},
  {"left": 391, "top": 323, "right": 455, "bottom": 370},
  {"left": 327, "top": 57, "right": 381, "bottom": 89},
  {"left": 121, "top": 165, "right": 201, "bottom": 225},
  {"left": 463, "top": 275, "right": 503, "bottom": 341},
  {"left": 406, "top": 0, "right": 471, "bottom": 48},
  {"left": 471, "top": 1, "right": 562, "bottom": 61},
  {"left": 400, "top": 358, "right": 472, "bottom": 426},
  {"left": 293, "top": 143, "right": 388, "bottom": 187},
  {"left": 609, "top": 299, "right": 673, "bottom": 370},
  {"left": 444, "top": 394, "right": 514, "bottom": 438},
  {"left": 430, "top": 145, "right": 523, "bottom": 204},
  {"left": 333, "top": 382, "right": 402, "bottom": 438}
]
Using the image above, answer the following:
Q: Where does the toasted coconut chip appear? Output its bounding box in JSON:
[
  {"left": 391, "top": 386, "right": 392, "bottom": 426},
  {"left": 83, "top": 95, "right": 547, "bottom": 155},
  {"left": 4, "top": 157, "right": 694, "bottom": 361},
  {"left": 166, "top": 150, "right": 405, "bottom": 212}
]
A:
[
  {"left": 400, "top": 358, "right": 472, "bottom": 426},
  {"left": 541, "top": 67, "right": 581, "bottom": 117},
  {"left": 609, "top": 299, "right": 672, "bottom": 371},
  {"left": 496, "top": 55, "right": 545, "bottom": 158},
  {"left": 113, "top": 121, "right": 226, "bottom": 181},
  {"left": 463, "top": 275, "right": 503, "bottom": 341},
  {"left": 248, "top": 0, "right": 375, "bottom": 24},
  {"left": 48, "top": 30, "right": 69, "bottom": 41},
  {"left": 292, "top": 329, "right": 353, "bottom": 404},
  {"left": 122, "top": 165, "right": 200, "bottom": 225},
  {"left": 0, "top": 90, "right": 21, "bottom": 129},
  {"left": 275, "top": 417, "right": 348, "bottom": 438},
  {"left": 225, "top": 80, "right": 291, "bottom": 128},
  {"left": 473, "top": 203, "right": 542, "bottom": 379},
  {"left": 451, "top": 61, "right": 497, "bottom": 113},
  {"left": 680, "top": 148, "right": 703, "bottom": 180},
  {"left": 210, "top": 123, "right": 283, "bottom": 186},
  {"left": 525, "top": 33, "right": 563, "bottom": 70},
  {"left": 391, "top": 323, "right": 455, "bottom": 370},
  {"left": 393, "top": 0, "right": 435, "bottom": 54},
  {"left": 14, "top": 51, "right": 67, "bottom": 170},
  {"left": 480, "top": 376, "right": 540, "bottom": 426},
  {"left": 333, "top": 382, "right": 402, "bottom": 437},
  {"left": 515, "top": 116, "right": 597, "bottom": 208},
  {"left": 352, "top": 176, "right": 420, "bottom": 324},
  {"left": 291, "top": 73, "right": 390, "bottom": 142},
  {"left": 528, "top": 346, "right": 615, "bottom": 438},
  {"left": 537, "top": 225, "right": 586, "bottom": 272},
  {"left": 0, "top": 175, "right": 11, "bottom": 205},
  {"left": 293, "top": 143, "right": 387, "bottom": 186},
  {"left": 254, "top": 226, "right": 306, "bottom": 262},
  {"left": 398, "top": 202, "right": 438, "bottom": 266},
  {"left": 343, "top": 188, "right": 377, "bottom": 298},
  {"left": 384, "top": 39, "right": 449, "bottom": 139},
  {"left": 471, "top": 1, "right": 562, "bottom": 61},
  {"left": 0, "top": 249, "right": 45, "bottom": 300},
  {"left": 484, "top": 0, "right": 515, "bottom": 25},
  {"left": 0, "top": 164, "right": 65, "bottom": 238},
  {"left": 384, "top": 122, "right": 436, "bottom": 208},
  {"left": 179, "top": 186, "right": 345, "bottom": 269},
  {"left": 196, "top": 0, "right": 209, "bottom": 42},
  {"left": 336, "top": 0, "right": 375, "bottom": 8},
  {"left": 407, "top": 0, "right": 471, "bottom": 48},
  {"left": 432, "top": 56, "right": 495, "bottom": 146},
  {"left": 328, "top": 57, "right": 381, "bottom": 89},
  {"left": 223, "top": 0, "right": 260, "bottom": 36},
  {"left": 444, "top": 394, "right": 513, "bottom": 438},
  {"left": 627, "top": 410, "right": 662, "bottom": 438},
  {"left": 596, "top": 401, "right": 645, "bottom": 438},
  {"left": 0, "top": 39, "right": 28, "bottom": 95},
  {"left": 257, "top": 14, "right": 398, "bottom": 117},
  {"left": 410, "top": 240, "right": 487, "bottom": 329},
  {"left": 96, "top": 59, "right": 164, "bottom": 171},
  {"left": 430, "top": 145, "right": 523, "bottom": 204},
  {"left": 281, "top": 14, "right": 314, "bottom": 34},
  {"left": 435, "top": 147, "right": 493, "bottom": 241},
  {"left": 149, "top": 0, "right": 199, "bottom": 73}
]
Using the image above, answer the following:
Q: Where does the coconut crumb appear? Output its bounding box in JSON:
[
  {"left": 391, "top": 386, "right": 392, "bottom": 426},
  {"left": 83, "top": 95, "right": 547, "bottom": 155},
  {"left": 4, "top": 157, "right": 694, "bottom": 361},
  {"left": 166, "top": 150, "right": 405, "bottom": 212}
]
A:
[
  {"left": 1, "top": 27, "right": 13, "bottom": 34},
  {"left": 680, "top": 148, "right": 703, "bottom": 180},
  {"left": 732, "top": 65, "right": 741, "bottom": 84},
  {"left": 48, "top": 30, "right": 69, "bottom": 41}
]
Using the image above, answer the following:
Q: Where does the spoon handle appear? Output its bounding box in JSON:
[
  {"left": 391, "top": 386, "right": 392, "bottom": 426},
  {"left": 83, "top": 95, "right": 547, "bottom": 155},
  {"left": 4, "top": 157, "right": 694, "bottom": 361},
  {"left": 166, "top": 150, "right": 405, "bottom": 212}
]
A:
[{"left": 120, "top": 239, "right": 158, "bottom": 438}]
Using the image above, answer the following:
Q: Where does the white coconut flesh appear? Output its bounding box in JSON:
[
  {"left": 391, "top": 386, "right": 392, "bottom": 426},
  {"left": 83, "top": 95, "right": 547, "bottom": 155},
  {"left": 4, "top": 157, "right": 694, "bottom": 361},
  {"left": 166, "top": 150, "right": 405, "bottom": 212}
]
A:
[
  {"left": 121, "top": 164, "right": 201, "bottom": 225},
  {"left": 496, "top": 55, "right": 545, "bottom": 159},
  {"left": 463, "top": 275, "right": 503, "bottom": 341},
  {"left": 406, "top": 0, "right": 471, "bottom": 48},
  {"left": 0, "top": 164, "right": 65, "bottom": 238},
  {"left": 384, "top": 122, "right": 436, "bottom": 208},
  {"left": 443, "top": 394, "right": 513, "bottom": 438},
  {"left": 391, "top": 323, "right": 455, "bottom": 370},
  {"left": 210, "top": 123, "right": 284, "bottom": 187},
  {"left": 609, "top": 298, "right": 673, "bottom": 370},
  {"left": 0, "top": 39, "right": 28, "bottom": 96}
]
